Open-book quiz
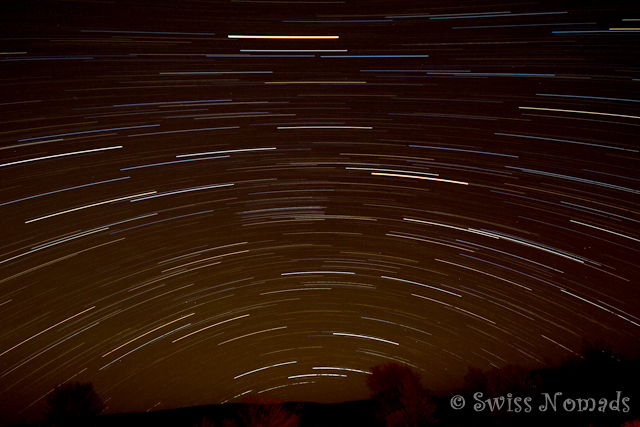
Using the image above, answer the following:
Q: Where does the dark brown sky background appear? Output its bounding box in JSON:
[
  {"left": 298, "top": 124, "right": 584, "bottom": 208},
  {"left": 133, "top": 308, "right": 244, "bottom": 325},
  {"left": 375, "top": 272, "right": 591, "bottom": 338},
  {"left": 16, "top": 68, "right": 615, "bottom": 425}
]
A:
[{"left": 1, "top": 0, "right": 639, "bottom": 425}]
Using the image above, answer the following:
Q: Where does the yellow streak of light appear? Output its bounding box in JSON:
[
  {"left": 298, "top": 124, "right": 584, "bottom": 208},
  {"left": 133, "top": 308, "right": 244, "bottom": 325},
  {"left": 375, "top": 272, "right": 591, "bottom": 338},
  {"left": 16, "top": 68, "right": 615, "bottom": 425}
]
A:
[
  {"left": 541, "top": 334, "right": 578, "bottom": 355},
  {"left": 62, "top": 133, "right": 118, "bottom": 142},
  {"left": 386, "top": 233, "right": 476, "bottom": 252},
  {"left": 228, "top": 35, "right": 339, "bottom": 39},
  {"left": 172, "top": 314, "right": 250, "bottom": 343},
  {"left": 372, "top": 172, "right": 468, "bottom": 185},
  {"left": 277, "top": 310, "right": 347, "bottom": 315},
  {"left": 102, "top": 313, "right": 195, "bottom": 357},
  {"left": 583, "top": 263, "right": 630, "bottom": 282},
  {"left": 412, "top": 294, "right": 496, "bottom": 324},
  {"left": 25, "top": 191, "right": 157, "bottom": 223},
  {"left": 218, "top": 326, "right": 287, "bottom": 345},
  {"left": 404, "top": 218, "right": 497, "bottom": 238},
  {"left": 342, "top": 250, "right": 419, "bottom": 264},
  {"left": 435, "top": 258, "right": 532, "bottom": 291},
  {"left": 161, "top": 250, "right": 250, "bottom": 272},
  {"left": 570, "top": 219, "right": 640, "bottom": 243},
  {"left": 0, "top": 121, "right": 96, "bottom": 136},
  {"left": 456, "top": 307, "right": 496, "bottom": 324},
  {"left": 266, "top": 81, "right": 366, "bottom": 84},
  {"left": 412, "top": 293, "right": 451, "bottom": 306},
  {"left": 340, "top": 152, "right": 433, "bottom": 161},
  {"left": 519, "top": 106, "right": 640, "bottom": 120},
  {"left": 0, "top": 238, "right": 125, "bottom": 285},
  {"left": 299, "top": 94, "right": 396, "bottom": 97},
  {"left": 0, "top": 306, "right": 95, "bottom": 357},
  {"left": 560, "top": 289, "right": 640, "bottom": 328}
]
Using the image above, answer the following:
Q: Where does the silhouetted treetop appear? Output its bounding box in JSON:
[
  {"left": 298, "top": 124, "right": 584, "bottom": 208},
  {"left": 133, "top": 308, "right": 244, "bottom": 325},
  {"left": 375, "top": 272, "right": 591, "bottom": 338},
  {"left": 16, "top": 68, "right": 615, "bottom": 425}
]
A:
[
  {"left": 224, "top": 396, "right": 301, "bottom": 427},
  {"left": 366, "top": 363, "right": 436, "bottom": 427},
  {"left": 43, "top": 381, "right": 104, "bottom": 422},
  {"left": 562, "top": 337, "right": 625, "bottom": 367}
]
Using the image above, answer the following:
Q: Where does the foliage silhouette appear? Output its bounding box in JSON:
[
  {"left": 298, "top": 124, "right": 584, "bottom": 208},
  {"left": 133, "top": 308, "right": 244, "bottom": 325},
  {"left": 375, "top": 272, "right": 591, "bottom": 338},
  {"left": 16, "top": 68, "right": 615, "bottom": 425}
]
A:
[
  {"left": 484, "top": 364, "right": 541, "bottom": 398},
  {"left": 561, "top": 337, "right": 624, "bottom": 368},
  {"left": 224, "top": 396, "right": 301, "bottom": 427},
  {"left": 462, "top": 366, "right": 486, "bottom": 396},
  {"left": 42, "top": 381, "right": 104, "bottom": 422},
  {"left": 366, "top": 363, "right": 436, "bottom": 427}
]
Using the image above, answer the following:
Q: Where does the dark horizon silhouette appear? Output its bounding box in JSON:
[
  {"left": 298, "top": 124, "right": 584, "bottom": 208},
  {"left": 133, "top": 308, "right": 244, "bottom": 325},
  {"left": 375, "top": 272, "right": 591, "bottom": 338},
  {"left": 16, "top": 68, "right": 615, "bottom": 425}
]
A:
[{"left": 9, "top": 345, "right": 640, "bottom": 427}]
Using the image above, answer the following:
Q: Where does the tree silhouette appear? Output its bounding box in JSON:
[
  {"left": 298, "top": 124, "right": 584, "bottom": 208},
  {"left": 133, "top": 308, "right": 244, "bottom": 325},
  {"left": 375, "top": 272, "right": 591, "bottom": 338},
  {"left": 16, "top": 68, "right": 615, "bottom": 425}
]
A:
[
  {"left": 366, "top": 363, "right": 436, "bottom": 427},
  {"left": 483, "top": 364, "right": 541, "bottom": 398},
  {"left": 561, "top": 337, "right": 624, "bottom": 368},
  {"left": 224, "top": 396, "right": 301, "bottom": 427},
  {"left": 42, "top": 381, "right": 104, "bottom": 422},
  {"left": 462, "top": 366, "right": 486, "bottom": 396}
]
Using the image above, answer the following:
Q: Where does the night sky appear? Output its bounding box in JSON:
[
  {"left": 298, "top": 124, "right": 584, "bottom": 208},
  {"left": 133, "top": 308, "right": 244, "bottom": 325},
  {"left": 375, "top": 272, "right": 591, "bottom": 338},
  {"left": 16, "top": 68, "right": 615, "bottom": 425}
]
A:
[{"left": 1, "top": 0, "right": 639, "bottom": 424}]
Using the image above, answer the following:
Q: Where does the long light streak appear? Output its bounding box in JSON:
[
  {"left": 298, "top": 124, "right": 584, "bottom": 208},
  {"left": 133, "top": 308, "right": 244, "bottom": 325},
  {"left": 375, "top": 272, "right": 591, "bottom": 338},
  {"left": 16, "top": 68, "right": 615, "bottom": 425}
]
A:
[{"left": 0, "top": 307, "right": 95, "bottom": 357}]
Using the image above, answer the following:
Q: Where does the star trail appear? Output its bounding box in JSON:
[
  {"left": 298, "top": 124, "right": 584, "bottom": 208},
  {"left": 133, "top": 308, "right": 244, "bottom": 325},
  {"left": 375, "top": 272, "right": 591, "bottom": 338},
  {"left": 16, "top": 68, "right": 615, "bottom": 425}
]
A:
[{"left": 1, "top": 0, "right": 639, "bottom": 424}]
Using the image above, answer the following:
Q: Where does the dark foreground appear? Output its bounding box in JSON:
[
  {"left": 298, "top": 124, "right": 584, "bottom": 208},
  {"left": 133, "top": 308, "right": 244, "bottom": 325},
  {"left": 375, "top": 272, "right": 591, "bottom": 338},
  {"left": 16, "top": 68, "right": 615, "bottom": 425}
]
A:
[{"left": 10, "top": 359, "right": 640, "bottom": 427}]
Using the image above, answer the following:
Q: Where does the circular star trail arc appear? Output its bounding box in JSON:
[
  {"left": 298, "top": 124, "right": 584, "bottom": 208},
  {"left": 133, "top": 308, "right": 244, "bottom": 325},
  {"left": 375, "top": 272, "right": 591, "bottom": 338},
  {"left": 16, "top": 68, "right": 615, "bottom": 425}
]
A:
[{"left": 0, "top": 0, "right": 639, "bottom": 424}]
